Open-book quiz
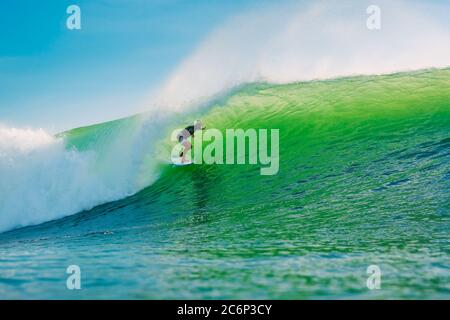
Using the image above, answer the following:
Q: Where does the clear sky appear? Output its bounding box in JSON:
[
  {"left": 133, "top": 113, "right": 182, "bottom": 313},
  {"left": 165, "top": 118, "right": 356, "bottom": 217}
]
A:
[{"left": 0, "top": 0, "right": 274, "bottom": 132}]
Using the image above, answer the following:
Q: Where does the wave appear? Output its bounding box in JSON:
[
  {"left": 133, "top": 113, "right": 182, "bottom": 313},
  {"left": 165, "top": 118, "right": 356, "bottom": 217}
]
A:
[
  {"left": 1, "top": 0, "right": 450, "bottom": 233},
  {"left": 0, "top": 115, "right": 168, "bottom": 233},
  {"left": 151, "top": 0, "right": 450, "bottom": 109}
]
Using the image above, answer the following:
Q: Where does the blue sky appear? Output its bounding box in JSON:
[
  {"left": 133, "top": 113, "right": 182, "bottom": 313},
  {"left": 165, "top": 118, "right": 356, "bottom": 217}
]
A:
[{"left": 0, "top": 0, "right": 274, "bottom": 132}]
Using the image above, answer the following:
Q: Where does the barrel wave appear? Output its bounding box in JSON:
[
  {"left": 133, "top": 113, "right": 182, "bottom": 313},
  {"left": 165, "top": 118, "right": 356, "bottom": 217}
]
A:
[{"left": 0, "top": 68, "right": 449, "bottom": 299}]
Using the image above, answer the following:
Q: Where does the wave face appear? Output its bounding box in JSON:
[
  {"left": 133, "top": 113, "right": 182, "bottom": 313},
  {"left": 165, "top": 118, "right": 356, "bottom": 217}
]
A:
[{"left": 0, "top": 69, "right": 449, "bottom": 299}]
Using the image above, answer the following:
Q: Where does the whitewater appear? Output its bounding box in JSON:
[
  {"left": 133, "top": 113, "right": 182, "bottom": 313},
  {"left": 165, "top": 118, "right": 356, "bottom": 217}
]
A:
[
  {"left": 1, "top": 0, "right": 450, "bottom": 233},
  {"left": 1, "top": 67, "right": 448, "bottom": 299}
]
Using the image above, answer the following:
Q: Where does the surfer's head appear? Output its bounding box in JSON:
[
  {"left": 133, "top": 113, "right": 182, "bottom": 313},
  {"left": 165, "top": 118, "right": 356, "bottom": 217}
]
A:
[{"left": 194, "top": 120, "right": 203, "bottom": 131}]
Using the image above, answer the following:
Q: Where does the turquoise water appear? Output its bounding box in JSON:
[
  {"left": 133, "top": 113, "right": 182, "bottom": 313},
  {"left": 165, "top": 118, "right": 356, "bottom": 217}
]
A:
[{"left": 0, "top": 69, "right": 449, "bottom": 299}]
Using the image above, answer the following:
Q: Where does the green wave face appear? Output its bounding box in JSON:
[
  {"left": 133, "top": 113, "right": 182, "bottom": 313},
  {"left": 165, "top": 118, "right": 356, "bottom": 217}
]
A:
[
  {"left": 2, "top": 68, "right": 449, "bottom": 299},
  {"left": 145, "top": 69, "right": 450, "bottom": 298},
  {"left": 193, "top": 68, "right": 450, "bottom": 205}
]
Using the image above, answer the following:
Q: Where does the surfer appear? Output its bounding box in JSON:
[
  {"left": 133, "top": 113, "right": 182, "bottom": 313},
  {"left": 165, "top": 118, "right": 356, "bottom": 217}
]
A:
[{"left": 177, "top": 120, "right": 205, "bottom": 163}]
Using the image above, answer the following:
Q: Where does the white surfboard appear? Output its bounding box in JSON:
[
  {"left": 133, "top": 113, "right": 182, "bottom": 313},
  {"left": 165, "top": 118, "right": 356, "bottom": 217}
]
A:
[{"left": 171, "top": 155, "right": 193, "bottom": 166}]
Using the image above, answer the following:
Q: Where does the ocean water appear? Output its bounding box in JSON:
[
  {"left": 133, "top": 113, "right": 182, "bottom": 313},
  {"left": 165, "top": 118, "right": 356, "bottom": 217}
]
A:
[{"left": 0, "top": 69, "right": 449, "bottom": 299}]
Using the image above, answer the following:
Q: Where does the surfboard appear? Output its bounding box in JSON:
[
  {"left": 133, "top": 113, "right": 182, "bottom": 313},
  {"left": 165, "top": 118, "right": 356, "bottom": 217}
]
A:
[
  {"left": 171, "top": 155, "right": 193, "bottom": 166},
  {"left": 174, "top": 161, "right": 192, "bottom": 166}
]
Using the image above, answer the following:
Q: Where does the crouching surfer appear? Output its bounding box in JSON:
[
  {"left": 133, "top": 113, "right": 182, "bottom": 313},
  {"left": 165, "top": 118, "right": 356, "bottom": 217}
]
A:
[{"left": 177, "top": 120, "right": 205, "bottom": 163}]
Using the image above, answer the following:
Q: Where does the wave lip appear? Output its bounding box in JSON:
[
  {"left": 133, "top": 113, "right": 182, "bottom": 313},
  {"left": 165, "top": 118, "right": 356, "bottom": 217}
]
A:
[{"left": 152, "top": 0, "right": 450, "bottom": 109}]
